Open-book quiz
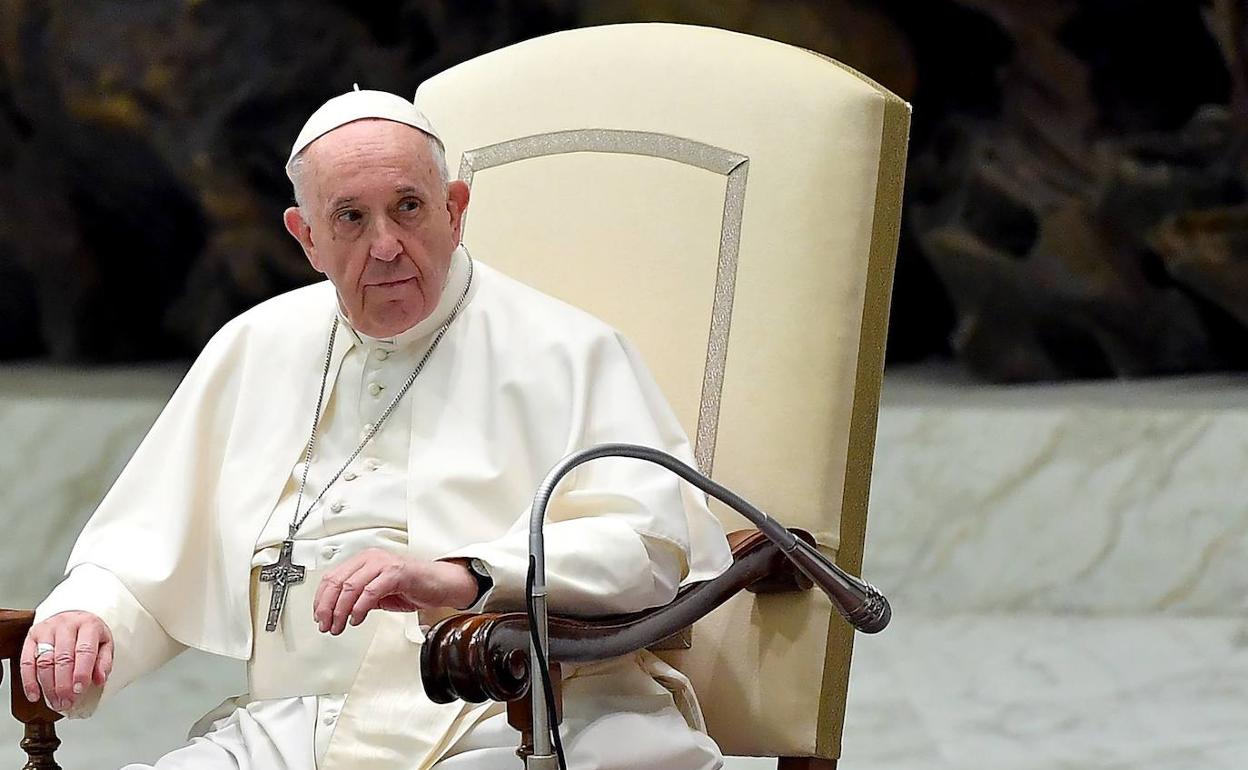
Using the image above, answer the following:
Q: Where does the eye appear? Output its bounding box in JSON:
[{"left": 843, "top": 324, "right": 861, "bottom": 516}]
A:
[
  {"left": 397, "top": 197, "right": 421, "bottom": 214},
  {"left": 335, "top": 209, "right": 363, "bottom": 224}
]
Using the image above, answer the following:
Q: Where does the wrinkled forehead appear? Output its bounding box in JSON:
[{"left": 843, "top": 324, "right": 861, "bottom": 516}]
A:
[{"left": 299, "top": 120, "right": 441, "bottom": 198}]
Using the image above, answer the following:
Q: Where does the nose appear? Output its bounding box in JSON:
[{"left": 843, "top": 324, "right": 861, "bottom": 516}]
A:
[{"left": 368, "top": 218, "right": 402, "bottom": 262}]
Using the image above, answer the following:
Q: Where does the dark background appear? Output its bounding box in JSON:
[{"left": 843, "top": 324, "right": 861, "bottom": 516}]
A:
[{"left": 1, "top": 0, "right": 1245, "bottom": 382}]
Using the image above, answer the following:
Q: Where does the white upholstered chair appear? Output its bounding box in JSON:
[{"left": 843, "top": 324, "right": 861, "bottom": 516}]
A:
[{"left": 414, "top": 22, "right": 910, "bottom": 768}]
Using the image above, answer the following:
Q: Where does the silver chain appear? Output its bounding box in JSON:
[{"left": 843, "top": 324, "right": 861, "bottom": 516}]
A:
[{"left": 288, "top": 255, "right": 475, "bottom": 539}]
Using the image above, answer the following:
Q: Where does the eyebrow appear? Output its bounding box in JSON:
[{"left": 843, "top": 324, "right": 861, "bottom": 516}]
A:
[{"left": 328, "top": 186, "right": 423, "bottom": 211}]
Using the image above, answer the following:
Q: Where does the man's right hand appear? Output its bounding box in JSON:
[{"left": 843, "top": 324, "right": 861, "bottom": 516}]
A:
[{"left": 20, "top": 611, "right": 113, "bottom": 712}]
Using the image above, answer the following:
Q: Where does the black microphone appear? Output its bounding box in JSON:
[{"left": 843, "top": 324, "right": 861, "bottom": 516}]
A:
[
  {"left": 523, "top": 442, "right": 891, "bottom": 768},
  {"left": 783, "top": 535, "right": 890, "bottom": 633}
]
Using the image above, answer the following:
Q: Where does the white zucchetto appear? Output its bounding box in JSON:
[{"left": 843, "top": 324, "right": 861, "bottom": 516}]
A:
[{"left": 285, "top": 86, "right": 442, "bottom": 178}]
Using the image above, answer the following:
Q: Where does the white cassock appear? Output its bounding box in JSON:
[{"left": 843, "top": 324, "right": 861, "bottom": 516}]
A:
[{"left": 35, "top": 246, "right": 733, "bottom": 769}]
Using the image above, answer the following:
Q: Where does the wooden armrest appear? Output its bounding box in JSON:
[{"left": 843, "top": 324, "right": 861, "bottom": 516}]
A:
[
  {"left": 0, "top": 610, "right": 35, "bottom": 659},
  {"left": 0, "top": 608, "right": 63, "bottom": 768},
  {"left": 421, "top": 528, "right": 816, "bottom": 705}
]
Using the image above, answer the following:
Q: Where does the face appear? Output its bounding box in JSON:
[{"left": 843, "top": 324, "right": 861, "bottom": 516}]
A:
[{"left": 283, "top": 120, "right": 470, "bottom": 338}]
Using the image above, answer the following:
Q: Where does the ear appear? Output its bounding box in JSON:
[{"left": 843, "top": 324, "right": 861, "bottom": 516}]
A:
[
  {"left": 284, "top": 207, "right": 324, "bottom": 273},
  {"left": 446, "top": 180, "right": 471, "bottom": 245}
]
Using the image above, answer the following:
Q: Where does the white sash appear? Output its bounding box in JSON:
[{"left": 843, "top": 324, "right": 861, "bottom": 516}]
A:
[{"left": 319, "top": 611, "right": 489, "bottom": 770}]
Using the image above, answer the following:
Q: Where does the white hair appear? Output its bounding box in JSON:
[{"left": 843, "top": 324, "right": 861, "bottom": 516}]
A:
[{"left": 287, "top": 126, "right": 451, "bottom": 210}]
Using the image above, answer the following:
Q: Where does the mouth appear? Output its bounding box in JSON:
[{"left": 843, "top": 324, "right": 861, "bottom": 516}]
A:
[{"left": 370, "top": 276, "right": 418, "bottom": 288}]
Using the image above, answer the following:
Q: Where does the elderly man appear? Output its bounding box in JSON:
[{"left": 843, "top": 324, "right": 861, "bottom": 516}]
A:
[{"left": 20, "top": 89, "right": 732, "bottom": 769}]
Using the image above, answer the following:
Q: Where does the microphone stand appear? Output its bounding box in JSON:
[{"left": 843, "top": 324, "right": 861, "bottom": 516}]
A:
[{"left": 523, "top": 443, "right": 891, "bottom": 769}]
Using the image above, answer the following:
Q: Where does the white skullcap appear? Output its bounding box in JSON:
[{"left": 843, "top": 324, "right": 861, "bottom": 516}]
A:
[{"left": 286, "top": 85, "right": 442, "bottom": 178}]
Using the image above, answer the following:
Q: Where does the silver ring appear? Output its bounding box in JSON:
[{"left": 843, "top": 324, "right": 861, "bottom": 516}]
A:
[{"left": 35, "top": 642, "right": 54, "bottom": 658}]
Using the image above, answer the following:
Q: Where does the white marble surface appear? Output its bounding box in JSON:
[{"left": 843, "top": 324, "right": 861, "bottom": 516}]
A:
[
  {"left": 0, "top": 365, "right": 179, "bottom": 610},
  {"left": 867, "top": 368, "right": 1248, "bottom": 615},
  {"left": 1, "top": 364, "right": 1246, "bottom": 768},
  {"left": 834, "top": 611, "right": 1248, "bottom": 770}
]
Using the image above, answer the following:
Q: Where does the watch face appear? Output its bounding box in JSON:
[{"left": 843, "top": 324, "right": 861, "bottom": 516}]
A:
[{"left": 467, "top": 558, "right": 494, "bottom": 602}]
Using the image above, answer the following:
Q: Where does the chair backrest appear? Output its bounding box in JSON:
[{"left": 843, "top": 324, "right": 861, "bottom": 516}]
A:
[{"left": 416, "top": 23, "right": 909, "bottom": 760}]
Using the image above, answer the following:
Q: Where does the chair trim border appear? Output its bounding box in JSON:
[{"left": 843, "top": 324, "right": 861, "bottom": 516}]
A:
[
  {"left": 457, "top": 129, "right": 749, "bottom": 477},
  {"left": 815, "top": 86, "right": 912, "bottom": 757}
]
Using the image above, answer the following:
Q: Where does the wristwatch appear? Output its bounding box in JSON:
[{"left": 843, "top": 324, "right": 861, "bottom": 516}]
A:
[{"left": 466, "top": 558, "right": 494, "bottom": 606}]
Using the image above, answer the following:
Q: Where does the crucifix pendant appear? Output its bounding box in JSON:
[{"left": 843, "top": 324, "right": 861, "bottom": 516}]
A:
[{"left": 259, "top": 539, "right": 306, "bottom": 632}]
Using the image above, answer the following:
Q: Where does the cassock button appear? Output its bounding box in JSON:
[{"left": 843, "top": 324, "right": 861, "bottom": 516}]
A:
[
  {"left": 367, "top": 382, "right": 382, "bottom": 396},
  {"left": 373, "top": 349, "right": 390, "bottom": 361},
  {"left": 321, "top": 545, "right": 338, "bottom": 561},
  {"left": 344, "top": 471, "right": 358, "bottom": 481},
  {"left": 330, "top": 501, "right": 345, "bottom": 514},
  {"left": 322, "top": 713, "right": 337, "bottom": 726}
]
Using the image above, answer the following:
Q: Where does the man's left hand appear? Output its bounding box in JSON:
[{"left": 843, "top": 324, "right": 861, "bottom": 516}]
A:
[{"left": 313, "top": 549, "right": 479, "bottom": 635}]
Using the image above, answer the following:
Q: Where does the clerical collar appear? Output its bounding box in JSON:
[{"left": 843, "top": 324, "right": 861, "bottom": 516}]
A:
[{"left": 337, "top": 245, "right": 472, "bottom": 351}]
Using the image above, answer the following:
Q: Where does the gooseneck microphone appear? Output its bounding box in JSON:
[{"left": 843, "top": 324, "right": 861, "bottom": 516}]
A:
[{"left": 523, "top": 443, "right": 891, "bottom": 769}]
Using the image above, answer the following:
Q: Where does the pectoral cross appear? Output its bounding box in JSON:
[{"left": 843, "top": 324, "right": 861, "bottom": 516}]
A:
[{"left": 260, "top": 539, "right": 306, "bottom": 632}]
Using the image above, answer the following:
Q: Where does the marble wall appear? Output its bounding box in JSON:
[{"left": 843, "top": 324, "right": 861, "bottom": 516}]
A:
[
  {"left": 1, "top": 364, "right": 1245, "bottom": 768},
  {"left": 870, "top": 369, "right": 1248, "bottom": 616},
  {"left": 0, "top": 366, "right": 180, "bottom": 610}
]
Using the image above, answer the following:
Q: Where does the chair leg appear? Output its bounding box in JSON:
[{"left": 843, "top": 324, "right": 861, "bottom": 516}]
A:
[
  {"left": 19, "top": 722, "right": 61, "bottom": 770},
  {"left": 8, "top": 656, "right": 62, "bottom": 770},
  {"left": 777, "top": 758, "right": 837, "bottom": 770}
]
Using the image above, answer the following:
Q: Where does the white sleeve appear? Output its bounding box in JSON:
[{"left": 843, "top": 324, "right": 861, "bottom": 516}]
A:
[
  {"left": 444, "top": 527, "right": 686, "bottom": 616},
  {"left": 34, "top": 564, "right": 186, "bottom": 718},
  {"left": 439, "top": 330, "right": 729, "bottom": 616}
]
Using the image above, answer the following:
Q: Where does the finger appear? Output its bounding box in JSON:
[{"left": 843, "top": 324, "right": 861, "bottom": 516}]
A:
[
  {"left": 19, "top": 633, "right": 40, "bottom": 702},
  {"left": 315, "top": 562, "right": 366, "bottom": 632},
  {"left": 94, "top": 635, "right": 114, "bottom": 688},
  {"left": 313, "top": 549, "right": 380, "bottom": 610},
  {"left": 34, "top": 631, "right": 58, "bottom": 710},
  {"left": 72, "top": 623, "right": 100, "bottom": 699},
  {"left": 348, "top": 570, "right": 404, "bottom": 627},
  {"left": 53, "top": 624, "right": 77, "bottom": 710},
  {"left": 314, "top": 569, "right": 353, "bottom": 632},
  {"left": 313, "top": 561, "right": 343, "bottom": 618},
  {"left": 314, "top": 568, "right": 349, "bottom": 629},
  {"left": 313, "top": 553, "right": 372, "bottom": 627},
  {"left": 330, "top": 564, "right": 386, "bottom": 635}
]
